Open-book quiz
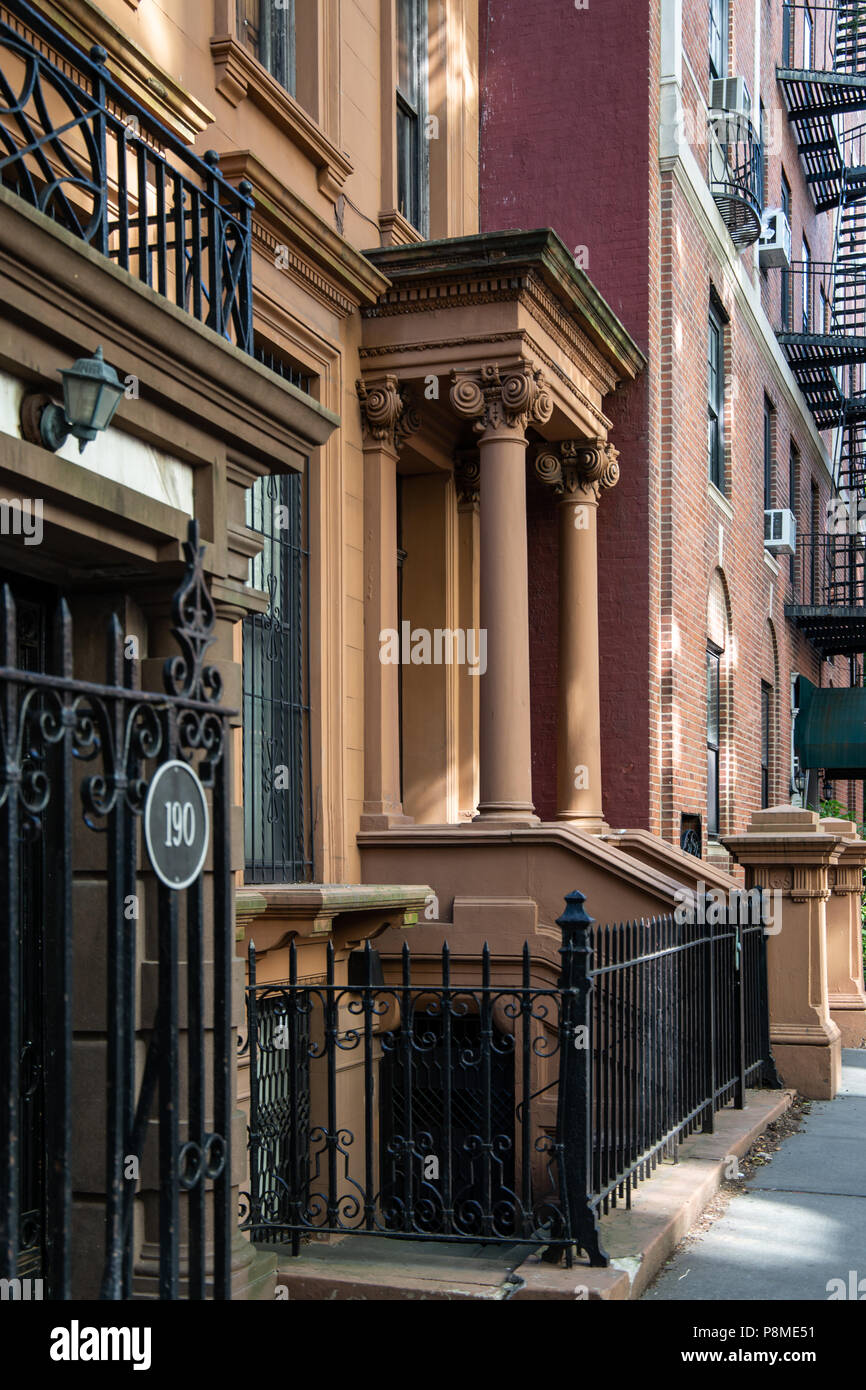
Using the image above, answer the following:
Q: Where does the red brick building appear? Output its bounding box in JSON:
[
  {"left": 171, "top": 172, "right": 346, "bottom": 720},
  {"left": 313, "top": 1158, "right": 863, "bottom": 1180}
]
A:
[{"left": 481, "top": 0, "right": 866, "bottom": 863}]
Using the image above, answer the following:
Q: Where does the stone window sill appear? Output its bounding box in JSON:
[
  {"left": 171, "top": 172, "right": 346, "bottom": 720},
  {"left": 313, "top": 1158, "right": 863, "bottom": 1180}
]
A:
[{"left": 209, "top": 36, "right": 352, "bottom": 203}]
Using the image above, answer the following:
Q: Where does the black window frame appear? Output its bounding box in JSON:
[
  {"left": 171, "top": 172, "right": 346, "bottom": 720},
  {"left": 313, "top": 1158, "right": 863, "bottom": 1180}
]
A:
[
  {"left": 789, "top": 441, "right": 799, "bottom": 586},
  {"left": 396, "top": 0, "right": 430, "bottom": 236},
  {"left": 237, "top": 0, "right": 296, "bottom": 95},
  {"left": 763, "top": 395, "right": 774, "bottom": 511},
  {"left": 761, "top": 680, "right": 772, "bottom": 809},
  {"left": 708, "top": 300, "right": 726, "bottom": 493},
  {"left": 709, "top": 0, "right": 729, "bottom": 80},
  {"left": 780, "top": 172, "right": 792, "bottom": 329},
  {"left": 707, "top": 643, "right": 722, "bottom": 838}
]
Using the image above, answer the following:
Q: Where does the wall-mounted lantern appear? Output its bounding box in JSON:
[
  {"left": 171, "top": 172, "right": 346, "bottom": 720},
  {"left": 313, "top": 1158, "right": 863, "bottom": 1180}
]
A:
[{"left": 21, "top": 347, "right": 126, "bottom": 454}]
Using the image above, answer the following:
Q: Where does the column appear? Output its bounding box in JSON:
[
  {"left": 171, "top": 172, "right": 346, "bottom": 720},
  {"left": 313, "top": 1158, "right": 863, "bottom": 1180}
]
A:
[
  {"left": 821, "top": 818, "right": 866, "bottom": 1047},
  {"left": 357, "top": 375, "right": 418, "bottom": 829},
  {"left": 725, "top": 806, "right": 844, "bottom": 1100},
  {"left": 455, "top": 451, "right": 480, "bottom": 819},
  {"left": 535, "top": 440, "right": 620, "bottom": 831},
  {"left": 450, "top": 364, "right": 552, "bottom": 823}
]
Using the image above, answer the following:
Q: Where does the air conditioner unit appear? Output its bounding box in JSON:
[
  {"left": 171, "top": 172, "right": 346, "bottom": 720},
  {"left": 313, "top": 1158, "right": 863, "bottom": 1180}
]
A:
[
  {"left": 759, "top": 208, "right": 792, "bottom": 269},
  {"left": 764, "top": 508, "right": 797, "bottom": 555},
  {"left": 709, "top": 76, "right": 752, "bottom": 123}
]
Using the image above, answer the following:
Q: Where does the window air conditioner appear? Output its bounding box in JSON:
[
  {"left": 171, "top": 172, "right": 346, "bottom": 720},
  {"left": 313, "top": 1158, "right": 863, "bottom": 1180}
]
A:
[
  {"left": 709, "top": 76, "right": 752, "bottom": 123},
  {"left": 759, "top": 208, "right": 792, "bottom": 269},
  {"left": 764, "top": 508, "right": 797, "bottom": 555}
]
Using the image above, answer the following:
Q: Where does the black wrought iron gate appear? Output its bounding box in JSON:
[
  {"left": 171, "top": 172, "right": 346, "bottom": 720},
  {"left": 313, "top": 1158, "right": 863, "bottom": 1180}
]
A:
[{"left": 0, "top": 521, "right": 235, "bottom": 1299}]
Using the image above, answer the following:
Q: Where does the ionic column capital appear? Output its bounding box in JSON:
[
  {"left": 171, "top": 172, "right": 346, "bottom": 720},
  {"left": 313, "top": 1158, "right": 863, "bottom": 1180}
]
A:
[
  {"left": 356, "top": 374, "right": 420, "bottom": 453},
  {"left": 449, "top": 364, "right": 553, "bottom": 438},
  {"left": 534, "top": 438, "right": 620, "bottom": 501}
]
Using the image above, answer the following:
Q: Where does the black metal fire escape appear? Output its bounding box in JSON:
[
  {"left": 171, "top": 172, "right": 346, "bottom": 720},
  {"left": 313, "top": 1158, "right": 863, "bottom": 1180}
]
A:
[{"left": 776, "top": 2, "right": 866, "bottom": 657}]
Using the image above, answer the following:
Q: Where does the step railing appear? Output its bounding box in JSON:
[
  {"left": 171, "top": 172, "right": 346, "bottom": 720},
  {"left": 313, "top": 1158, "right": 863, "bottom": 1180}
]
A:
[{"left": 242, "top": 890, "right": 780, "bottom": 1266}]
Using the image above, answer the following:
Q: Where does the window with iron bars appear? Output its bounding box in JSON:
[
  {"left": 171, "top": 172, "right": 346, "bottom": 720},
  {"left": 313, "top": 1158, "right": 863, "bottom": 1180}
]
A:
[
  {"left": 238, "top": 0, "right": 296, "bottom": 94},
  {"left": 243, "top": 346, "right": 313, "bottom": 883}
]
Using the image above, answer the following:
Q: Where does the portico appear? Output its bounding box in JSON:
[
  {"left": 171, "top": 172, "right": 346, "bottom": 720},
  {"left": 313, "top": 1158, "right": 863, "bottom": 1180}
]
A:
[{"left": 356, "top": 229, "right": 645, "bottom": 843}]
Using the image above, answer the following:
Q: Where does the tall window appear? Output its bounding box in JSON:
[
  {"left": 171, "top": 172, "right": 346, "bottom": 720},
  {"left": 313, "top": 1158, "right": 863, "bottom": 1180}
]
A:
[
  {"left": 761, "top": 681, "right": 772, "bottom": 808},
  {"left": 781, "top": 172, "right": 792, "bottom": 327},
  {"left": 758, "top": 100, "right": 767, "bottom": 212},
  {"left": 709, "top": 0, "right": 729, "bottom": 79},
  {"left": 396, "top": 0, "right": 429, "bottom": 235},
  {"left": 802, "top": 235, "right": 812, "bottom": 331},
  {"left": 763, "top": 396, "right": 774, "bottom": 511},
  {"left": 707, "top": 645, "right": 722, "bottom": 837},
  {"left": 708, "top": 301, "right": 725, "bottom": 491},
  {"left": 238, "top": 0, "right": 295, "bottom": 93},
  {"left": 804, "top": 4, "right": 814, "bottom": 69},
  {"left": 810, "top": 477, "right": 820, "bottom": 603},
  {"left": 789, "top": 442, "right": 799, "bottom": 585},
  {"left": 243, "top": 469, "right": 312, "bottom": 883}
]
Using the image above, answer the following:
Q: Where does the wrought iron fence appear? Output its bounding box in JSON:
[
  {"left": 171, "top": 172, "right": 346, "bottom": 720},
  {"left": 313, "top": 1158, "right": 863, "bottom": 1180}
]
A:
[
  {"left": 0, "top": 521, "right": 235, "bottom": 1299},
  {"left": 242, "top": 889, "right": 780, "bottom": 1267},
  {"left": 0, "top": 0, "right": 253, "bottom": 349}
]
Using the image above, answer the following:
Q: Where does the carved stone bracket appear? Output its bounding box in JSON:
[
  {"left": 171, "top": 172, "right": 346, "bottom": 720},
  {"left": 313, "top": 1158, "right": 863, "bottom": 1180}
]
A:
[
  {"left": 534, "top": 438, "right": 620, "bottom": 501},
  {"left": 454, "top": 452, "right": 480, "bottom": 510},
  {"left": 356, "top": 374, "right": 420, "bottom": 453},
  {"left": 449, "top": 363, "right": 553, "bottom": 436}
]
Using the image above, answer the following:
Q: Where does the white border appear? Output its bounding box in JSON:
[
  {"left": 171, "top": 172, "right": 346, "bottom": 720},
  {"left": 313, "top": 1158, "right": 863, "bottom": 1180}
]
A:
[{"left": 144, "top": 759, "right": 210, "bottom": 891}]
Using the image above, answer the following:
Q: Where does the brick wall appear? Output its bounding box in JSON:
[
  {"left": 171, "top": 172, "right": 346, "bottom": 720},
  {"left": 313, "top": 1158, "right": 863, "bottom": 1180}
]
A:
[{"left": 481, "top": 0, "right": 864, "bottom": 848}]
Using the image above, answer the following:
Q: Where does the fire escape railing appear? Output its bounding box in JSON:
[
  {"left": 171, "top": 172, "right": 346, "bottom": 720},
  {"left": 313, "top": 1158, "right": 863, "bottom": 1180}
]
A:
[
  {"left": 772, "top": 3, "right": 866, "bottom": 651},
  {"left": 0, "top": 0, "right": 254, "bottom": 351}
]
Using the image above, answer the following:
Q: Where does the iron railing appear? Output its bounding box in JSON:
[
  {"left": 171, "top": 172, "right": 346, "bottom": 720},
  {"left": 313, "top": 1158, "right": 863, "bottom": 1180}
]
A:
[
  {"left": 242, "top": 889, "right": 780, "bottom": 1266},
  {"left": 790, "top": 529, "right": 866, "bottom": 607},
  {"left": 0, "top": 521, "right": 235, "bottom": 1299},
  {"left": 707, "top": 111, "right": 763, "bottom": 249},
  {"left": 781, "top": 2, "right": 866, "bottom": 76},
  {"left": 0, "top": 0, "right": 253, "bottom": 349}
]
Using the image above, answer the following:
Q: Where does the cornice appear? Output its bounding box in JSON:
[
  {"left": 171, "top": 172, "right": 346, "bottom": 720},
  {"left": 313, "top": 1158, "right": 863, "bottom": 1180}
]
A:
[
  {"left": 9, "top": 0, "right": 213, "bottom": 143},
  {"left": 210, "top": 36, "right": 352, "bottom": 202},
  {"left": 363, "top": 230, "right": 646, "bottom": 387},
  {"left": 218, "top": 150, "right": 389, "bottom": 316}
]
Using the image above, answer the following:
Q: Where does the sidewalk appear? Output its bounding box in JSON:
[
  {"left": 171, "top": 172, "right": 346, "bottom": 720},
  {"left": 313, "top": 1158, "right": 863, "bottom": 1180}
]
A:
[{"left": 643, "top": 1050, "right": 866, "bottom": 1302}]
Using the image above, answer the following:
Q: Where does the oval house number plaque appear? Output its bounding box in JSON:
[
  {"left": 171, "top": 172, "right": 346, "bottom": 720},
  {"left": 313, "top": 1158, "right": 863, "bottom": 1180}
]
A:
[{"left": 144, "top": 759, "right": 210, "bottom": 890}]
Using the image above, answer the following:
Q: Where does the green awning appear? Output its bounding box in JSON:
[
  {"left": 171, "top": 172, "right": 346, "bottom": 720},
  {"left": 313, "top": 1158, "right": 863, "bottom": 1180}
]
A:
[{"left": 795, "top": 676, "right": 866, "bottom": 777}]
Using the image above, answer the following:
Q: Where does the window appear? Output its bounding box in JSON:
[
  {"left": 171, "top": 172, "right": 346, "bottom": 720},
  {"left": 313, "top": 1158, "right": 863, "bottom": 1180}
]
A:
[
  {"left": 781, "top": 172, "right": 792, "bottom": 328},
  {"left": 763, "top": 396, "right": 774, "bottom": 511},
  {"left": 804, "top": 4, "right": 814, "bottom": 69},
  {"left": 396, "top": 0, "right": 429, "bottom": 235},
  {"left": 802, "top": 235, "right": 812, "bottom": 331},
  {"left": 758, "top": 100, "right": 767, "bottom": 212},
  {"left": 709, "top": 0, "right": 729, "bottom": 80},
  {"left": 707, "top": 645, "right": 722, "bottom": 837},
  {"left": 810, "top": 477, "right": 820, "bottom": 603},
  {"left": 819, "top": 284, "right": 828, "bottom": 335},
  {"left": 708, "top": 301, "right": 725, "bottom": 491},
  {"left": 789, "top": 442, "right": 799, "bottom": 585},
  {"left": 782, "top": 0, "right": 792, "bottom": 64},
  {"left": 238, "top": 0, "right": 295, "bottom": 93},
  {"left": 761, "top": 682, "right": 772, "bottom": 808},
  {"left": 243, "top": 468, "right": 312, "bottom": 883}
]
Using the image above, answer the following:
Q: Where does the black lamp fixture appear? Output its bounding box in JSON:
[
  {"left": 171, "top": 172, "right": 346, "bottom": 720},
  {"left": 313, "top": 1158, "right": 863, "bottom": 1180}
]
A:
[{"left": 21, "top": 347, "right": 126, "bottom": 454}]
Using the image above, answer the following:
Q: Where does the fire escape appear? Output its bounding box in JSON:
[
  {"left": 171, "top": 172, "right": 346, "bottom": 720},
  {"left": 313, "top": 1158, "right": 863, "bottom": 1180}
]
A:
[{"left": 776, "top": 1, "right": 866, "bottom": 659}]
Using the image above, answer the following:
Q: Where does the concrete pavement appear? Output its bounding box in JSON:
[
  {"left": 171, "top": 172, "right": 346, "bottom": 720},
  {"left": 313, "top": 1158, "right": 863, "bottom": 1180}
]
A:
[{"left": 643, "top": 1050, "right": 866, "bottom": 1302}]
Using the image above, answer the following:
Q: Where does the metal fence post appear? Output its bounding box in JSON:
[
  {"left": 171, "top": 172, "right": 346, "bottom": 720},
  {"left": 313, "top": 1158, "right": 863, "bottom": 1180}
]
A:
[
  {"left": 553, "top": 890, "right": 608, "bottom": 1268},
  {"left": 755, "top": 884, "right": 783, "bottom": 1088},
  {"left": 702, "top": 896, "right": 716, "bottom": 1133},
  {"left": 733, "top": 905, "right": 746, "bottom": 1109}
]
